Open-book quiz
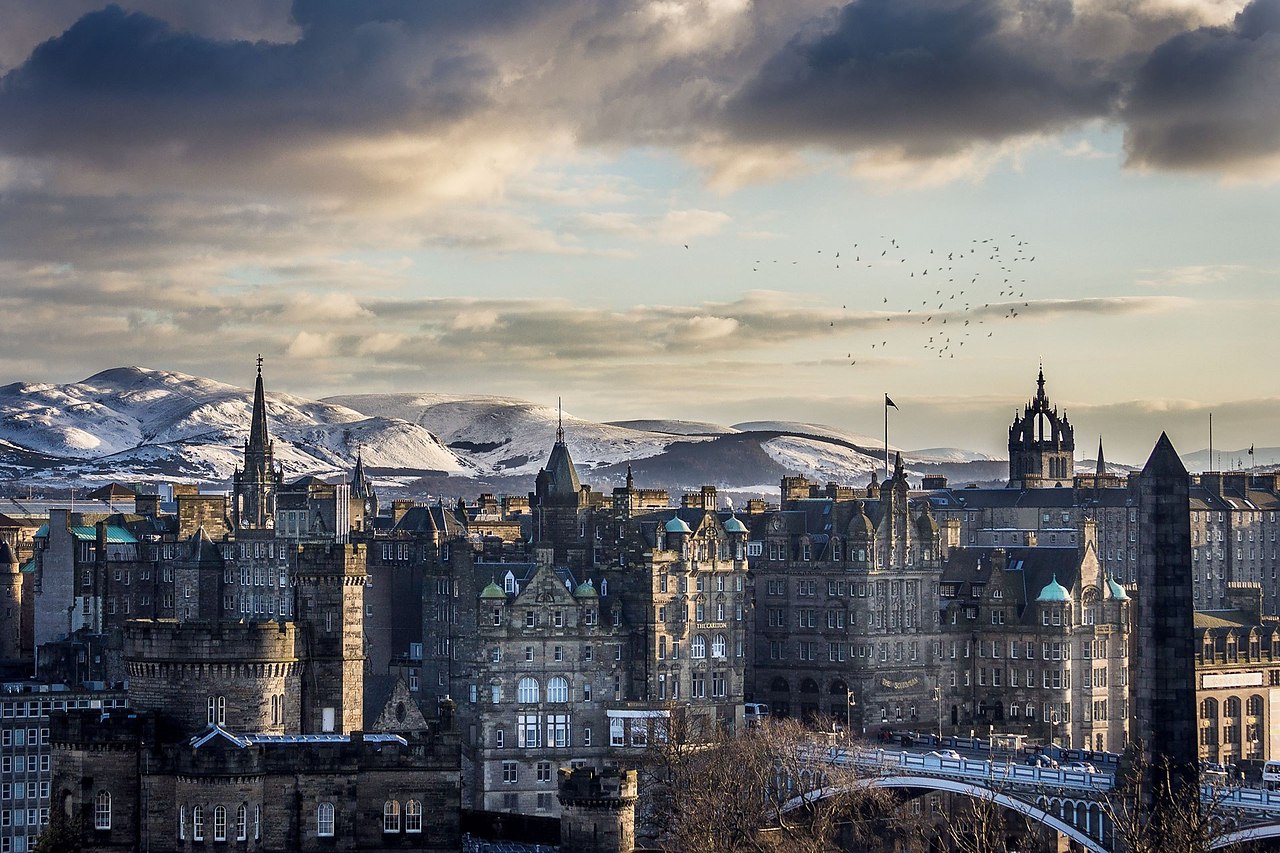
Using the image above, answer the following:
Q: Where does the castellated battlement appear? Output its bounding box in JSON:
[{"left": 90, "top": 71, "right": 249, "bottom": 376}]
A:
[{"left": 125, "top": 619, "right": 301, "bottom": 734}]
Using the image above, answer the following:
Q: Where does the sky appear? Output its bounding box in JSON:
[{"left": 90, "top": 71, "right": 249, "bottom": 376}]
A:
[{"left": 0, "top": 0, "right": 1277, "bottom": 465}]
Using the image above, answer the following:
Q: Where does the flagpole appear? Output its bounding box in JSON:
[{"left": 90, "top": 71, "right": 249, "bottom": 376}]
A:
[
  {"left": 1209, "top": 412, "right": 1213, "bottom": 473},
  {"left": 884, "top": 394, "right": 889, "bottom": 480}
]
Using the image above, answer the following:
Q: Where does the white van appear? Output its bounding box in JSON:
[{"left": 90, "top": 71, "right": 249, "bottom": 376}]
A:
[{"left": 743, "top": 703, "right": 770, "bottom": 727}]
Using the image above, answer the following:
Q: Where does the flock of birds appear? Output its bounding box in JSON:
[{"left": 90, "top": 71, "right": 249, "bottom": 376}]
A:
[{"left": 733, "top": 234, "right": 1041, "bottom": 364}]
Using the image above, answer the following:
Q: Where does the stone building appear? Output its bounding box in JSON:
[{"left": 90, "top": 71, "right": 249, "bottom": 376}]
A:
[
  {"left": 935, "top": 530, "right": 1132, "bottom": 751},
  {"left": 748, "top": 456, "right": 945, "bottom": 732},
  {"left": 44, "top": 363, "right": 463, "bottom": 853},
  {"left": 0, "top": 682, "right": 127, "bottom": 853},
  {"left": 1194, "top": 583, "right": 1280, "bottom": 765}
]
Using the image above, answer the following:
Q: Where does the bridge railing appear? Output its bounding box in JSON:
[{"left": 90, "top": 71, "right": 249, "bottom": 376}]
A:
[
  {"left": 1211, "top": 784, "right": 1280, "bottom": 814},
  {"left": 812, "top": 745, "right": 1115, "bottom": 793}
]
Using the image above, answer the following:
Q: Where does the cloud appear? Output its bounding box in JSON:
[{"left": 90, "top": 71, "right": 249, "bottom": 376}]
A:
[
  {"left": 1123, "top": 0, "right": 1280, "bottom": 176},
  {"left": 570, "top": 208, "right": 731, "bottom": 243},
  {"left": 1134, "top": 263, "right": 1249, "bottom": 287},
  {"left": 723, "top": 0, "right": 1120, "bottom": 158}
]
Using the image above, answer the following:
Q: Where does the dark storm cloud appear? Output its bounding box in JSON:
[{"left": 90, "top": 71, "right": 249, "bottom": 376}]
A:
[
  {"left": 724, "top": 0, "right": 1120, "bottom": 156},
  {"left": 0, "top": 4, "right": 497, "bottom": 164},
  {"left": 1, "top": 0, "right": 1277, "bottom": 183},
  {"left": 1123, "top": 0, "right": 1280, "bottom": 172}
]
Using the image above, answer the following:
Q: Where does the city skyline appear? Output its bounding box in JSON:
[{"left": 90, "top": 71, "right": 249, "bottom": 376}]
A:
[{"left": 0, "top": 1, "right": 1277, "bottom": 463}]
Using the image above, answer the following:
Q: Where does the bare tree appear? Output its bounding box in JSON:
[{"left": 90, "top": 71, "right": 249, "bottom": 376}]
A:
[
  {"left": 1104, "top": 744, "right": 1242, "bottom": 853},
  {"left": 638, "top": 714, "right": 895, "bottom": 853}
]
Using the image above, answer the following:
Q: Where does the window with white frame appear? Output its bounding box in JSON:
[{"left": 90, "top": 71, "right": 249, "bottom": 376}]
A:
[
  {"left": 405, "top": 800, "right": 422, "bottom": 833},
  {"left": 94, "top": 790, "right": 111, "bottom": 830},
  {"left": 547, "top": 677, "right": 569, "bottom": 703},
  {"left": 383, "top": 800, "right": 401, "bottom": 833},
  {"left": 317, "top": 802, "right": 334, "bottom": 837}
]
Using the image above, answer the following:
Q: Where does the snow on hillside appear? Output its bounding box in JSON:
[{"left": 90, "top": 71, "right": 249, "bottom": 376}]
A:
[
  {"left": 606, "top": 420, "right": 739, "bottom": 436},
  {"left": 326, "top": 394, "right": 710, "bottom": 476},
  {"left": 733, "top": 421, "right": 901, "bottom": 453},
  {"left": 760, "top": 436, "right": 889, "bottom": 483},
  {"left": 908, "top": 447, "right": 1001, "bottom": 463},
  {"left": 0, "top": 367, "right": 469, "bottom": 482}
]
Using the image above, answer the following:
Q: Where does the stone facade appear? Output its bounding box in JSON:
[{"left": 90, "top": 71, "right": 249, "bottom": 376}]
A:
[{"left": 1132, "top": 433, "right": 1199, "bottom": 781}]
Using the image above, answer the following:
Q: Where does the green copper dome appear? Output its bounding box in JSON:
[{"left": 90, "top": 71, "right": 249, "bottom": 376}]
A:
[
  {"left": 665, "top": 517, "right": 693, "bottom": 534},
  {"left": 480, "top": 581, "right": 507, "bottom": 599},
  {"left": 1106, "top": 576, "right": 1130, "bottom": 601},
  {"left": 1036, "top": 574, "right": 1072, "bottom": 603},
  {"left": 723, "top": 516, "right": 748, "bottom": 534},
  {"left": 574, "top": 579, "right": 598, "bottom": 598}
]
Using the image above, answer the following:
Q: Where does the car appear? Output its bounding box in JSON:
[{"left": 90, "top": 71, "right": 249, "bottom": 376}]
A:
[
  {"left": 1063, "top": 761, "right": 1098, "bottom": 773},
  {"left": 925, "top": 749, "right": 962, "bottom": 760},
  {"left": 1026, "top": 754, "right": 1059, "bottom": 768}
]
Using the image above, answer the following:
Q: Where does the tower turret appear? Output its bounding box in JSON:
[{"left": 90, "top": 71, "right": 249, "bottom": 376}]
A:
[
  {"left": 0, "top": 541, "right": 23, "bottom": 672},
  {"left": 1007, "top": 365, "right": 1075, "bottom": 488}
]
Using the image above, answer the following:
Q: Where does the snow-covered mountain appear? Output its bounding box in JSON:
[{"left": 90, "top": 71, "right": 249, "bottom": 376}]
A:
[
  {"left": 0, "top": 367, "right": 471, "bottom": 484},
  {"left": 0, "top": 367, "right": 1007, "bottom": 493}
]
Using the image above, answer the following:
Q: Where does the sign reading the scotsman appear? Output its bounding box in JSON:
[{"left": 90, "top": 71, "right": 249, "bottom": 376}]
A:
[{"left": 878, "top": 676, "right": 922, "bottom": 691}]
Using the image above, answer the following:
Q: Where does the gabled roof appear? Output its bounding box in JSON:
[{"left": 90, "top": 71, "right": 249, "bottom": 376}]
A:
[
  {"left": 86, "top": 483, "right": 135, "bottom": 500},
  {"left": 392, "top": 504, "right": 467, "bottom": 537},
  {"left": 190, "top": 724, "right": 249, "bottom": 750}
]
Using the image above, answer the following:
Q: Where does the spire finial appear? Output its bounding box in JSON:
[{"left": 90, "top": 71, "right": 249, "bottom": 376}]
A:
[
  {"left": 557, "top": 397, "right": 564, "bottom": 443},
  {"left": 257, "top": 353, "right": 263, "bottom": 376}
]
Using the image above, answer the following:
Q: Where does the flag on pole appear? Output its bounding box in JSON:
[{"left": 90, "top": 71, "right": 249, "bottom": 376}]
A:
[
  {"left": 1249, "top": 445, "right": 1255, "bottom": 456},
  {"left": 885, "top": 394, "right": 898, "bottom": 410}
]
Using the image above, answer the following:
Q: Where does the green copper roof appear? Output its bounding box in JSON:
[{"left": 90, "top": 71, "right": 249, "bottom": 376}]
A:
[
  {"left": 664, "top": 517, "right": 692, "bottom": 534},
  {"left": 723, "top": 516, "right": 748, "bottom": 534},
  {"left": 574, "top": 579, "right": 598, "bottom": 598},
  {"left": 1106, "top": 576, "right": 1130, "bottom": 601},
  {"left": 1036, "top": 574, "right": 1072, "bottom": 603},
  {"left": 480, "top": 581, "right": 507, "bottom": 599}
]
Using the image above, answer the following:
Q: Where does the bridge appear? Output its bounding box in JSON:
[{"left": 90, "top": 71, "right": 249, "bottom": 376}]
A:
[{"left": 782, "top": 743, "right": 1280, "bottom": 851}]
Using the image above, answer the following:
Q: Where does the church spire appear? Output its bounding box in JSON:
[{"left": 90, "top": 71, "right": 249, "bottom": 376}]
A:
[
  {"left": 248, "top": 354, "right": 269, "bottom": 454},
  {"left": 1096, "top": 436, "right": 1106, "bottom": 477},
  {"left": 557, "top": 397, "right": 564, "bottom": 444},
  {"left": 233, "top": 356, "right": 280, "bottom": 530}
]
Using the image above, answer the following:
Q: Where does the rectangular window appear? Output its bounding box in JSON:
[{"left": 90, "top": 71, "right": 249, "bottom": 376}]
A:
[{"left": 503, "top": 761, "right": 518, "bottom": 784}]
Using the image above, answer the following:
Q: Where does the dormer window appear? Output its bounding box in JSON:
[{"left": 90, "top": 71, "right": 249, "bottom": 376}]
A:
[{"left": 504, "top": 572, "right": 517, "bottom": 594}]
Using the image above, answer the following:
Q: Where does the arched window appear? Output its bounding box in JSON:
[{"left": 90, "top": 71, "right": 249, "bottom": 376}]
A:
[
  {"left": 179, "top": 805, "right": 186, "bottom": 840},
  {"left": 94, "top": 790, "right": 111, "bottom": 830},
  {"left": 547, "top": 677, "right": 569, "bottom": 703},
  {"left": 770, "top": 677, "right": 790, "bottom": 693},
  {"left": 193, "top": 806, "right": 204, "bottom": 841},
  {"left": 383, "top": 800, "right": 401, "bottom": 833},
  {"left": 236, "top": 804, "right": 248, "bottom": 841},
  {"left": 517, "top": 677, "right": 539, "bottom": 704},
  {"left": 1248, "top": 695, "right": 1265, "bottom": 716},
  {"left": 1201, "top": 698, "right": 1218, "bottom": 719},
  {"left": 271, "top": 694, "right": 279, "bottom": 726},
  {"left": 712, "top": 633, "right": 727, "bottom": 658},
  {"left": 405, "top": 800, "right": 422, "bottom": 833},
  {"left": 692, "top": 634, "right": 707, "bottom": 659},
  {"left": 317, "top": 802, "right": 335, "bottom": 837},
  {"left": 213, "top": 805, "right": 227, "bottom": 841},
  {"left": 207, "top": 695, "right": 226, "bottom": 726},
  {"left": 1225, "top": 697, "right": 1242, "bottom": 717}
]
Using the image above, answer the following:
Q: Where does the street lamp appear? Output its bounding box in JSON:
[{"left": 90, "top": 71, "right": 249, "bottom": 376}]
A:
[
  {"left": 846, "top": 691, "right": 856, "bottom": 740},
  {"left": 933, "top": 683, "right": 943, "bottom": 742}
]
